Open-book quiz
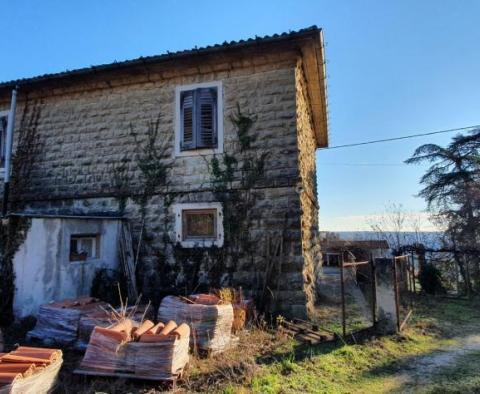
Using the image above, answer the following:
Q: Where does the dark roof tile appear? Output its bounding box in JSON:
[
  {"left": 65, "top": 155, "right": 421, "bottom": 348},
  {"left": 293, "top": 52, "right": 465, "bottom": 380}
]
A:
[{"left": 0, "top": 26, "right": 320, "bottom": 89}]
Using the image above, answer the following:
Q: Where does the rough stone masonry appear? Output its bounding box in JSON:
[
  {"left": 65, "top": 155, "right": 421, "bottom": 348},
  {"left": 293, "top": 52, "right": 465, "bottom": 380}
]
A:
[{"left": 0, "top": 27, "right": 328, "bottom": 318}]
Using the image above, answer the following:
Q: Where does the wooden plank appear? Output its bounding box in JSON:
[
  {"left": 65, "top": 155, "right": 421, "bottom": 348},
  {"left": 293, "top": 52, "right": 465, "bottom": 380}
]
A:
[
  {"left": 292, "top": 318, "right": 337, "bottom": 335},
  {"left": 285, "top": 320, "right": 332, "bottom": 338},
  {"left": 279, "top": 326, "right": 324, "bottom": 341},
  {"left": 400, "top": 309, "right": 413, "bottom": 332},
  {"left": 73, "top": 368, "right": 179, "bottom": 382},
  {"left": 282, "top": 321, "right": 317, "bottom": 335},
  {"left": 343, "top": 261, "right": 370, "bottom": 268},
  {"left": 119, "top": 222, "right": 138, "bottom": 301},
  {"left": 279, "top": 321, "right": 333, "bottom": 343}
]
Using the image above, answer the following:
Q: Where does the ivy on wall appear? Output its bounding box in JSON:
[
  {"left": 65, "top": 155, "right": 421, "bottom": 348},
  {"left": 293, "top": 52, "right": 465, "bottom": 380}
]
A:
[
  {"left": 107, "top": 105, "right": 284, "bottom": 313},
  {"left": 0, "top": 100, "right": 44, "bottom": 325}
]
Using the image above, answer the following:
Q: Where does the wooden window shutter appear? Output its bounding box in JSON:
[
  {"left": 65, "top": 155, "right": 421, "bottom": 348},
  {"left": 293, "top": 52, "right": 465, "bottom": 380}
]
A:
[
  {"left": 180, "top": 91, "right": 195, "bottom": 150},
  {"left": 0, "top": 117, "right": 6, "bottom": 167},
  {"left": 196, "top": 88, "right": 217, "bottom": 148}
]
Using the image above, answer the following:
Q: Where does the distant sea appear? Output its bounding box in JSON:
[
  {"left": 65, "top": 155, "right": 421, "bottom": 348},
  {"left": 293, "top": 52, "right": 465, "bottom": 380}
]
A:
[{"left": 322, "top": 231, "right": 444, "bottom": 250}]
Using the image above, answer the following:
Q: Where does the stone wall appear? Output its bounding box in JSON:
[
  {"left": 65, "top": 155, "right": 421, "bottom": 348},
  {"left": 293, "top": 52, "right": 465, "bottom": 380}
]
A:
[
  {"left": 0, "top": 47, "right": 320, "bottom": 318},
  {"left": 295, "top": 59, "right": 322, "bottom": 315}
]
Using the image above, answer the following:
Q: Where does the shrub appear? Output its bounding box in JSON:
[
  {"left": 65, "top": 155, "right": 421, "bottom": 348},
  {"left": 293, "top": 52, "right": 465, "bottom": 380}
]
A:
[
  {"left": 90, "top": 268, "right": 127, "bottom": 306},
  {"left": 419, "top": 263, "right": 445, "bottom": 294}
]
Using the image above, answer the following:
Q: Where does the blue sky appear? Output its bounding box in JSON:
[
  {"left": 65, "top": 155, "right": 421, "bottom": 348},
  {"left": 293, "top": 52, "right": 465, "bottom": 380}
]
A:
[{"left": 1, "top": 1, "right": 479, "bottom": 230}]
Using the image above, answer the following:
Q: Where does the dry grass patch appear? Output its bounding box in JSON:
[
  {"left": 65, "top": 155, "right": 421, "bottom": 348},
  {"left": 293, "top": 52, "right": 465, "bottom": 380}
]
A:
[{"left": 180, "top": 326, "right": 287, "bottom": 393}]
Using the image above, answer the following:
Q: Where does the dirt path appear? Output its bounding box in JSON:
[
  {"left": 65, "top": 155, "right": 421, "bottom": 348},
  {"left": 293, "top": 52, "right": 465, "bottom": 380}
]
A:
[{"left": 393, "top": 334, "right": 480, "bottom": 391}]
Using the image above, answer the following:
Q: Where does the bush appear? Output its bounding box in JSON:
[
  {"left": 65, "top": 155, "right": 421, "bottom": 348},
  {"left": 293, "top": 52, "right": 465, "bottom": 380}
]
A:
[
  {"left": 419, "top": 263, "right": 445, "bottom": 295},
  {"left": 90, "top": 268, "right": 126, "bottom": 306}
]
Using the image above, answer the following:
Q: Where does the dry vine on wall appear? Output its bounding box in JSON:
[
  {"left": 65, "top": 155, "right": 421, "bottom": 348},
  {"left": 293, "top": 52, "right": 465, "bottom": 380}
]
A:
[
  {"left": 107, "top": 105, "right": 285, "bottom": 314},
  {"left": 0, "top": 100, "right": 44, "bottom": 325}
]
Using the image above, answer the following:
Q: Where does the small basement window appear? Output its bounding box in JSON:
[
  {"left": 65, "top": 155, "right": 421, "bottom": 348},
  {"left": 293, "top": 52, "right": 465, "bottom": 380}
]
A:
[
  {"left": 174, "top": 81, "right": 223, "bottom": 157},
  {"left": 174, "top": 203, "right": 223, "bottom": 247},
  {"left": 70, "top": 234, "right": 100, "bottom": 261}
]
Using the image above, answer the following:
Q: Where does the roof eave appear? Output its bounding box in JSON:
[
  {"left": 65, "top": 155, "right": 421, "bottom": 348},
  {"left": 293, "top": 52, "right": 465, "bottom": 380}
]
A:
[
  {"left": 0, "top": 26, "right": 323, "bottom": 92},
  {"left": 300, "top": 30, "right": 329, "bottom": 148}
]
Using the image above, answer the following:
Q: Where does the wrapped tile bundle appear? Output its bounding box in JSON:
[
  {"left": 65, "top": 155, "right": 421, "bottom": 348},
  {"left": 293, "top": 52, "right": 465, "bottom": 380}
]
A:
[
  {"left": 76, "top": 304, "right": 152, "bottom": 350},
  {"left": 0, "top": 346, "right": 63, "bottom": 394},
  {"left": 78, "top": 326, "right": 135, "bottom": 374},
  {"left": 27, "top": 297, "right": 107, "bottom": 346},
  {"left": 76, "top": 319, "right": 190, "bottom": 381},
  {"left": 158, "top": 295, "right": 234, "bottom": 353},
  {"left": 132, "top": 322, "right": 190, "bottom": 379}
]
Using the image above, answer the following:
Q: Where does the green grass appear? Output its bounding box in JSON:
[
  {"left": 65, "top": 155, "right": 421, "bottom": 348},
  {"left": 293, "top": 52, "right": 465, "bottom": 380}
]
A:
[
  {"left": 240, "top": 297, "right": 480, "bottom": 394},
  {"left": 38, "top": 296, "right": 480, "bottom": 393}
]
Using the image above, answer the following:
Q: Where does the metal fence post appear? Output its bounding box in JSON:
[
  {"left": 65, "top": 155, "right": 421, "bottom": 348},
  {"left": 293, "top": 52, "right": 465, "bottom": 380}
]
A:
[
  {"left": 370, "top": 254, "right": 377, "bottom": 327},
  {"left": 465, "top": 253, "right": 472, "bottom": 299},
  {"left": 340, "top": 253, "right": 346, "bottom": 337},
  {"left": 392, "top": 257, "right": 401, "bottom": 332},
  {"left": 410, "top": 251, "right": 416, "bottom": 294}
]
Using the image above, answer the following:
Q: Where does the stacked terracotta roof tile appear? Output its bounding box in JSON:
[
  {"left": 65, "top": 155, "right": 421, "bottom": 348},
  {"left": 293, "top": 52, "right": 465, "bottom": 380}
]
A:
[
  {"left": 158, "top": 294, "right": 235, "bottom": 354},
  {"left": 27, "top": 297, "right": 108, "bottom": 346},
  {"left": 0, "top": 346, "right": 62, "bottom": 393},
  {"left": 77, "top": 318, "right": 190, "bottom": 380},
  {"left": 27, "top": 297, "right": 150, "bottom": 350}
]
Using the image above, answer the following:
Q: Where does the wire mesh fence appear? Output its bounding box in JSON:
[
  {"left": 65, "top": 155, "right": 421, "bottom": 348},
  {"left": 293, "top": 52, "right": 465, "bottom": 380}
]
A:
[
  {"left": 340, "top": 259, "right": 377, "bottom": 337},
  {"left": 315, "top": 254, "right": 377, "bottom": 338},
  {"left": 393, "top": 255, "right": 415, "bottom": 331},
  {"left": 315, "top": 253, "right": 420, "bottom": 338}
]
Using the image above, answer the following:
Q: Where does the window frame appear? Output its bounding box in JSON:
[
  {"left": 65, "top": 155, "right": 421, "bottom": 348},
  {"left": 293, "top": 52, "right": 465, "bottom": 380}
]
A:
[
  {"left": 69, "top": 234, "right": 101, "bottom": 262},
  {"left": 0, "top": 110, "right": 9, "bottom": 173},
  {"left": 173, "top": 202, "right": 224, "bottom": 248},
  {"left": 174, "top": 81, "right": 224, "bottom": 158}
]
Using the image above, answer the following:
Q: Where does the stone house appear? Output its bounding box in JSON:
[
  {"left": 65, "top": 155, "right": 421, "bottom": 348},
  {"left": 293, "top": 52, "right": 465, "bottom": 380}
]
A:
[{"left": 0, "top": 26, "right": 328, "bottom": 319}]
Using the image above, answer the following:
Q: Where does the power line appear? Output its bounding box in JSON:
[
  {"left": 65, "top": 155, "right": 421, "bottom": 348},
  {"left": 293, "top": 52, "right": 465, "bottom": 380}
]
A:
[
  {"left": 319, "top": 124, "right": 480, "bottom": 150},
  {"left": 321, "top": 162, "right": 406, "bottom": 167}
]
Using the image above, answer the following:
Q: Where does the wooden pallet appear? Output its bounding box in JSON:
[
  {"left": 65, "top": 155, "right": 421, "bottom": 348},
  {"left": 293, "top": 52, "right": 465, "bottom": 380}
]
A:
[
  {"left": 278, "top": 319, "right": 335, "bottom": 344},
  {"left": 74, "top": 368, "right": 180, "bottom": 382}
]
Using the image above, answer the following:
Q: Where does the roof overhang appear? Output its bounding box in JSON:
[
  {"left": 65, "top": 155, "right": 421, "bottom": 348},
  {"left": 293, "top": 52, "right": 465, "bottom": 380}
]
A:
[
  {"left": 0, "top": 26, "right": 329, "bottom": 147},
  {"left": 299, "top": 30, "right": 329, "bottom": 148}
]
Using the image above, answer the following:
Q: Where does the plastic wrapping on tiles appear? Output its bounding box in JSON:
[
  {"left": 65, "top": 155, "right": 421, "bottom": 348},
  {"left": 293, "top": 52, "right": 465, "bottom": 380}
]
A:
[
  {"left": 158, "top": 295, "right": 234, "bottom": 353},
  {"left": 27, "top": 299, "right": 108, "bottom": 346},
  {"left": 78, "top": 326, "right": 189, "bottom": 380},
  {"left": 0, "top": 351, "right": 63, "bottom": 394}
]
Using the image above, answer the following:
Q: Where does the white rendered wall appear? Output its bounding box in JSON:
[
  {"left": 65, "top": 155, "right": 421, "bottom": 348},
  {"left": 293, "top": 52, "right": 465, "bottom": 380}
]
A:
[{"left": 13, "top": 218, "right": 121, "bottom": 317}]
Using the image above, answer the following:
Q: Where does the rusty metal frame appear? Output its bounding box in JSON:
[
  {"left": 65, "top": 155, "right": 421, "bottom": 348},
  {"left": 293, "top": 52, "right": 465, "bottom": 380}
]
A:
[
  {"left": 340, "top": 256, "right": 377, "bottom": 338},
  {"left": 393, "top": 255, "right": 414, "bottom": 332}
]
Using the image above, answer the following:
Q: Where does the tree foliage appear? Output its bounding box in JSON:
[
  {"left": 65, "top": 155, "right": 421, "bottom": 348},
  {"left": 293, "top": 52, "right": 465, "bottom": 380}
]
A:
[{"left": 406, "top": 129, "right": 480, "bottom": 291}]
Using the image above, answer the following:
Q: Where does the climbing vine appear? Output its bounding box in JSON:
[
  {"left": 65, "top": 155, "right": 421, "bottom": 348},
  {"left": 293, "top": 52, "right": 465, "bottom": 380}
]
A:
[
  {"left": 171, "top": 104, "right": 274, "bottom": 304},
  {"left": 107, "top": 106, "right": 280, "bottom": 312},
  {"left": 0, "top": 99, "right": 43, "bottom": 325},
  {"left": 109, "top": 113, "right": 176, "bottom": 308},
  {"left": 130, "top": 114, "right": 172, "bottom": 217}
]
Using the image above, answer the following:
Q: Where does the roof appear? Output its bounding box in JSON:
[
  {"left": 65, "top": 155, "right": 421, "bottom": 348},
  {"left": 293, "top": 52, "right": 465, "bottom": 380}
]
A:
[
  {"left": 10, "top": 212, "right": 125, "bottom": 220},
  {"left": 324, "top": 240, "right": 390, "bottom": 251},
  {"left": 0, "top": 26, "right": 328, "bottom": 147}
]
